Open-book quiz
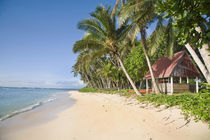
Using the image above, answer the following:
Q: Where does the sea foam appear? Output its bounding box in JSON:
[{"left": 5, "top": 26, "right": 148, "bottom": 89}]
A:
[{"left": 0, "top": 98, "right": 56, "bottom": 121}]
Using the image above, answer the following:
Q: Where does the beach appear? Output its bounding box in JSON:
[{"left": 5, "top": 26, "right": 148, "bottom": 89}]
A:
[{"left": 0, "top": 90, "right": 209, "bottom": 140}]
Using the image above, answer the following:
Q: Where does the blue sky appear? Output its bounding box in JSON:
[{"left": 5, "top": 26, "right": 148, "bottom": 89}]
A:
[
  {"left": 0, "top": 0, "right": 115, "bottom": 88},
  {"left": 0, "top": 0, "right": 156, "bottom": 88}
]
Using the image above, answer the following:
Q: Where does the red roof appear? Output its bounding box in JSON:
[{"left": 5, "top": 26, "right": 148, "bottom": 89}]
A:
[{"left": 143, "top": 51, "right": 201, "bottom": 79}]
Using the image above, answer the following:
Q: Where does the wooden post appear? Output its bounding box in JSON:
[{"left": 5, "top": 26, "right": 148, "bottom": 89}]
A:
[
  {"left": 170, "top": 77, "right": 173, "bottom": 95},
  {"left": 187, "top": 77, "right": 189, "bottom": 84},
  {"left": 155, "top": 78, "right": 162, "bottom": 92},
  {"left": 163, "top": 78, "right": 165, "bottom": 93},
  {"left": 196, "top": 77, "right": 199, "bottom": 93},
  {"left": 146, "top": 79, "right": 148, "bottom": 94},
  {"left": 156, "top": 79, "right": 159, "bottom": 88},
  {"left": 179, "top": 77, "right": 182, "bottom": 84}
]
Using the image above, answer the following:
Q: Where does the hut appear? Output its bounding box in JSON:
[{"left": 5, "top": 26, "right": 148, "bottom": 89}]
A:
[{"left": 143, "top": 51, "right": 202, "bottom": 94}]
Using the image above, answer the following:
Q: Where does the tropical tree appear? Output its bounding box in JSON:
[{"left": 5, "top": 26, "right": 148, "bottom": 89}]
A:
[
  {"left": 125, "top": 43, "right": 147, "bottom": 88},
  {"left": 155, "top": 0, "right": 209, "bottom": 48},
  {"left": 119, "top": 0, "right": 161, "bottom": 94},
  {"left": 73, "top": 6, "right": 142, "bottom": 95},
  {"left": 155, "top": 0, "right": 210, "bottom": 83}
]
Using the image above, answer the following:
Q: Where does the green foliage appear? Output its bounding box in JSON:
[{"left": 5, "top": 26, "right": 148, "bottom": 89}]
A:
[
  {"left": 74, "top": 1, "right": 209, "bottom": 95},
  {"left": 124, "top": 44, "right": 147, "bottom": 82},
  {"left": 155, "top": 0, "right": 210, "bottom": 48},
  {"left": 137, "top": 92, "right": 210, "bottom": 122},
  {"left": 79, "top": 87, "right": 136, "bottom": 96},
  {"left": 73, "top": 5, "right": 142, "bottom": 91},
  {"left": 79, "top": 88, "right": 102, "bottom": 92},
  {"left": 79, "top": 87, "right": 210, "bottom": 124},
  {"left": 200, "top": 83, "right": 210, "bottom": 94}
]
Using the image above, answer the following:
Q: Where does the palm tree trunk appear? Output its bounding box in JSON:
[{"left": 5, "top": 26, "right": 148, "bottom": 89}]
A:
[
  {"left": 100, "top": 78, "right": 106, "bottom": 88},
  {"left": 115, "top": 54, "right": 142, "bottom": 96},
  {"left": 199, "top": 44, "right": 210, "bottom": 73},
  {"left": 84, "top": 74, "right": 92, "bottom": 88},
  {"left": 98, "top": 79, "right": 103, "bottom": 89},
  {"left": 140, "top": 30, "right": 161, "bottom": 94},
  {"left": 185, "top": 43, "right": 210, "bottom": 83},
  {"left": 194, "top": 27, "right": 210, "bottom": 83},
  {"left": 194, "top": 26, "right": 210, "bottom": 72}
]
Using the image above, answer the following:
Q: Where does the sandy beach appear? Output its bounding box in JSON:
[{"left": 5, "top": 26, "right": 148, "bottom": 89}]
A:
[{"left": 0, "top": 90, "right": 209, "bottom": 140}]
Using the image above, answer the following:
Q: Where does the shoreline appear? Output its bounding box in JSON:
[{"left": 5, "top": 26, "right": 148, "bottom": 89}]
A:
[
  {"left": 0, "top": 88, "right": 73, "bottom": 122},
  {"left": 0, "top": 90, "right": 209, "bottom": 140},
  {"left": 0, "top": 91, "right": 75, "bottom": 139},
  {"left": 0, "top": 97, "right": 57, "bottom": 122}
]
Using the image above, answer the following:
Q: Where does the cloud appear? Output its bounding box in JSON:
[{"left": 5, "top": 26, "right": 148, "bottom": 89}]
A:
[
  {"left": 0, "top": 73, "right": 86, "bottom": 89},
  {"left": 55, "top": 79, "right": 86, "bottom": 89},
  {"left": 0, "top": 78, "right": 86, "bottom": 89}
]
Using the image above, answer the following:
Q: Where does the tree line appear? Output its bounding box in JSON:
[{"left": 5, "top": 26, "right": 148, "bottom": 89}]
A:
[{"left": 73, "top": 0, "right": 210, "bottom": 95}]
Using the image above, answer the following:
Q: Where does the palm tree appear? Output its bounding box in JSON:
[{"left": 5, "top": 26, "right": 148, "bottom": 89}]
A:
[
  {"left": 119, "top": 0, "right": 161, "bottom": 94},
  {"left": 73, "top": 6, "right": 142, "bottom": 95}
]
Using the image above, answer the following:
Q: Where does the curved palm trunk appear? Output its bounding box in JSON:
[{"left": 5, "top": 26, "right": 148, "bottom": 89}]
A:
[
  {"left": 189, "top": 27, "right": 210, "bottom": 83},
  {"left": 199, "top": 44, "right": 210, "bottom": 73},
  {"left": 185, "top": 43, "right": 210, "bottom": 83},
  {"left": 195, "top": 27, "right": 210, "bottom": 72},
  {"left": 115, "top": 54, "right": 142, "bottom": 96},
  {"left": 140, "top": 31, "right": 161, "bottom": 94},
  {"left": 84, "top": 74, "right": 93, "bottom": 88}
]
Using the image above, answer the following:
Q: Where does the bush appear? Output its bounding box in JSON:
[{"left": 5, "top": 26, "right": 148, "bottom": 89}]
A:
[
  {"left": 137, "top": 93, "right": 210, "bottom": 122},
  {"left": 79, "top": 87, "right": 210, "bottom": 123},
  {"left": 78, "top": 88, "right": 101, "bottom": 92}
]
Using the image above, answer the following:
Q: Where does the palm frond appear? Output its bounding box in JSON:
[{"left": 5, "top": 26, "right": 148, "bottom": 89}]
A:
[
  {"left": 78, "top": 19, "right": 105, "bottom": 38},
  {"left": 83, "top": 32, "right": 104, "bottom": 42},
  {"left": 126, "top": 22, "right": 140, "bottom": 43},
  {"left": 116, "top": 23, "right": 132, "bottom": 41},
  {"left": 73, "top": 39, "right": 106, "bottom": 53},
  {"left": 165, "top": 18, "right": 175, "bottom": 59},
  {"left": 89, "top": 48, "right": 110, "bottom": 60},
  {"left": 91, "top": 6, "right": 115, "bottom": 37},
  {"left": 118, "top": 0, "right": 136, "bottom": 26},
  {"left": 148, "top": 18, "right": 176, "bottom": 58}
]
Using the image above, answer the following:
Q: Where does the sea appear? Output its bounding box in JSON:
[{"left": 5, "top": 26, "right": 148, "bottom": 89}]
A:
[{"left": 0, "top": 87, "right": 73, "bottom": 121}]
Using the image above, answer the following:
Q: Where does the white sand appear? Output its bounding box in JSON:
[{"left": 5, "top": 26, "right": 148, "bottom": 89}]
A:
[{"left": 0, "top": 90, "right": 209, "bottom": 140}]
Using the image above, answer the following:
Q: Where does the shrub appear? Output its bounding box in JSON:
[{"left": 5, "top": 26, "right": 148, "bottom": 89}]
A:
[{"left": 78, "top": 87, "right": 210, "bottom": 124}]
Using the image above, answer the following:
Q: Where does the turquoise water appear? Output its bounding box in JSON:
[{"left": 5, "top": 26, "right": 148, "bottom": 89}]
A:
[{"left": 0, "top": 87, "right": 72, "bottom": 121}]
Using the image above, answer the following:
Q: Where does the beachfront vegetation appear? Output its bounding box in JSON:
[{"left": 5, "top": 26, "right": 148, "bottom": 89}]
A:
[
  {"left": 73, "top": 0, "right": 209, "bottom": 93},
  {"left": 119, "top": 0, "right": 162, "bottom": 94},
  {"left": 155, "top": 0, "right": 210, "bottom": 84},
  {"left": 156, "top": 0, "right": 209, "bottom": 48},
  {"left": 73, "top": 6, "right": 142, "bottom": 95},
  {"left": 79, "top": 87, "right": 210, "bottom": 124}
]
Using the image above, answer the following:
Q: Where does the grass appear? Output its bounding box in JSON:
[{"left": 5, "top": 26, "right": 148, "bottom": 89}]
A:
[{"left": 79, "top": 87, "right": 210, "bottom": 125}]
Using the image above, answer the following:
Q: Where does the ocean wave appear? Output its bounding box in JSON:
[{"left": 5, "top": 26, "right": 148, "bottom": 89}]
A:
[{"left": 0, "top": 98, "right": 56, "bottom": 121}]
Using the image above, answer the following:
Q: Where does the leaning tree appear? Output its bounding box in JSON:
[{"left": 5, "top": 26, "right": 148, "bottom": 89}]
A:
[{"left": 73, "top": 6, "right": 142, "bottom": 95}]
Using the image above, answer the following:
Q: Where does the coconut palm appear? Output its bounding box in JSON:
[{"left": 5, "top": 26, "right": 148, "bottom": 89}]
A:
[
  {"left": 73, "top": 6, "right": 142, "bottom": 95},
  {"left": 119, "top": 0, "right": 161, "bottom": 94}
]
